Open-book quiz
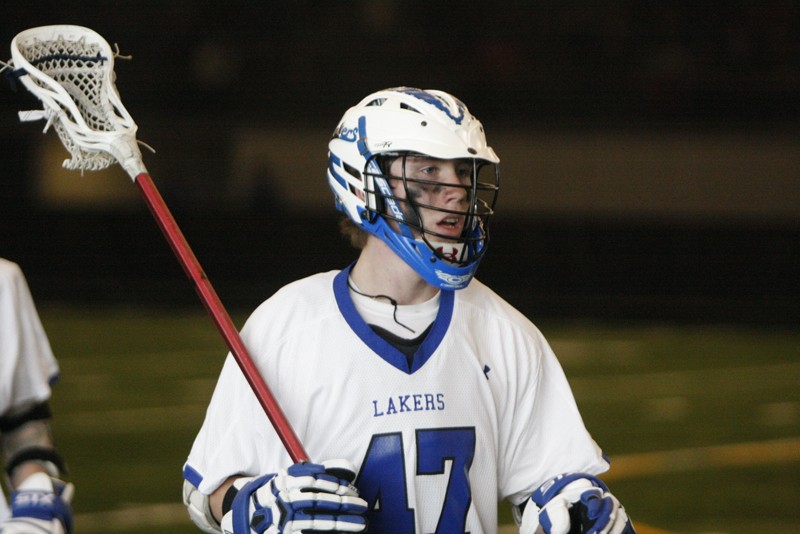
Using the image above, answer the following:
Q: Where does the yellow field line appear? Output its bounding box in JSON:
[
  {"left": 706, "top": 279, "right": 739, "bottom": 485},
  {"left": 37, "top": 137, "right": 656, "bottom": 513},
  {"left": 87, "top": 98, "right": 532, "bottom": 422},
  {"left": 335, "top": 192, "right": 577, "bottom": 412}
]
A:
[
  {"left": 498, "top": 522, "right": 675, "bottom": 534},
  {"left": 603, "top": 436, "right": 800, "bottom": 481},
  {"left": 74, "top": 437, "right": 800, "bottom": 532},
  {"left": 629, "top": 524, "right": 680, "bottom": 534},
  {"left": 74, "top": 503, "right": 187, "bottom": 532}
]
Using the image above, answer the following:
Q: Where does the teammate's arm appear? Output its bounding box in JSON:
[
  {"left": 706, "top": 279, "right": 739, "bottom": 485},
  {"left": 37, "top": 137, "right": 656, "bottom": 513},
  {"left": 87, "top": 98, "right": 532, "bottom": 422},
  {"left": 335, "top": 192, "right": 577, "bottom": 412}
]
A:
[{"left": 1, "top": 402, "right": 74, "bottom": 534}]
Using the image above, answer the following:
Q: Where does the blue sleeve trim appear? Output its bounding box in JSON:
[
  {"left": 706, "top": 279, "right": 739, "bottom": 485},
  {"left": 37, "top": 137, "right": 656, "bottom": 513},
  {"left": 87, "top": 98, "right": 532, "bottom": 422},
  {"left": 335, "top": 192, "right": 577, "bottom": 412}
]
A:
[{"left": 182, "top": 464, "right": 204, "bottom": 488}]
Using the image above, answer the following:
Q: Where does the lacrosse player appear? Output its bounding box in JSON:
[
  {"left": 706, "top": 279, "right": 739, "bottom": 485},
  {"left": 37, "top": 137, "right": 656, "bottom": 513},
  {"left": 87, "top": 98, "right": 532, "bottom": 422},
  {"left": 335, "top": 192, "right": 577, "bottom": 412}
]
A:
[
  {"left": 182, "top": 88, "right": 635, "bottom": 534},
  {"left": 0, "top": 259, "right": 73, "bottom": 534}
]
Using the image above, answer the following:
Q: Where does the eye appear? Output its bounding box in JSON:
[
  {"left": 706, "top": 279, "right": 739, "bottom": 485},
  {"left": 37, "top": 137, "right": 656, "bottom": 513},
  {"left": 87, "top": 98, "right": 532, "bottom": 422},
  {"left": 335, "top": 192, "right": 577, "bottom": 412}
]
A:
[{"left": 419, "top": 165, "right": 437, "bottom": 175}]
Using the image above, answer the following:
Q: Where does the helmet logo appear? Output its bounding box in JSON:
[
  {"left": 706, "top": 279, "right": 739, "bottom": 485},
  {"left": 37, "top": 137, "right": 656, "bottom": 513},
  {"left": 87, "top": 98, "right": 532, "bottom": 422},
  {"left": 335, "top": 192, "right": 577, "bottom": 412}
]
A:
[
  {"left": 434, "top": 269, "right": 473, "bottom": 289},
  {"left": 336, "top": 125, "right": 358, "bottom": 142},
  {"left": 436, "top": 244, "right": 460, "bottom": 262},
  {"left": 399, "top": 88, "right": 465, "bottom": 125}
]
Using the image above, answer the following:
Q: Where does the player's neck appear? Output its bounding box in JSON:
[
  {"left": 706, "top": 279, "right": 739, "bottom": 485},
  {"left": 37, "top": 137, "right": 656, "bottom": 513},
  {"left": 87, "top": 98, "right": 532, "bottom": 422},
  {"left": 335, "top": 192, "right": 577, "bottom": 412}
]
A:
[{"left": 353, "top": 239, "right": 439, "bottom": 305}]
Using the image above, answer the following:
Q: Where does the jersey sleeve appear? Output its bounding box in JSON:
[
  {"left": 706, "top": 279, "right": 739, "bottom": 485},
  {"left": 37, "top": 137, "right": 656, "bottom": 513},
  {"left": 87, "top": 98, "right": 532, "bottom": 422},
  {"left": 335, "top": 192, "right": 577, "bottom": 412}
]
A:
[
  {"left": 182, "top": 313, "right": 295, "bottom": 494},
  {"left": 0, "top": 259, "right": 59, "bottom": 417},
  {"left": 497, "top": 325, "right": 609, "bottom": 505}
]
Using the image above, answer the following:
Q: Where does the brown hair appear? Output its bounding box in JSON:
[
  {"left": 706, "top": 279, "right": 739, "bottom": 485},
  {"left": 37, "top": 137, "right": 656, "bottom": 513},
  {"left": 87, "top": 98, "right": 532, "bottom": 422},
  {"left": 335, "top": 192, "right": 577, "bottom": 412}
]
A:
[{"left": 339, "top": 216, "right": 369, "bottom": 249}]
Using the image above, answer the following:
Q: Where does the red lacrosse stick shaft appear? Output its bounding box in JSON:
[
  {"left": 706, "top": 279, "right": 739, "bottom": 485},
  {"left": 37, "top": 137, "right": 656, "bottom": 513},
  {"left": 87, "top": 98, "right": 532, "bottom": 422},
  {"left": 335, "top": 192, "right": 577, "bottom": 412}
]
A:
[{"left": 134, "top": 172, "right": 309, "bottom": 463}]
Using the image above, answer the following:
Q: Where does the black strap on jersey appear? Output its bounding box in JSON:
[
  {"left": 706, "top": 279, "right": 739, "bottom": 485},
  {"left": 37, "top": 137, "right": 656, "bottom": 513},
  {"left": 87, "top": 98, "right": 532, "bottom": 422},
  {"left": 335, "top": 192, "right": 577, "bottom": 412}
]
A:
[{"left": 0, "top": 401, "right": 52, "bottom": 433}]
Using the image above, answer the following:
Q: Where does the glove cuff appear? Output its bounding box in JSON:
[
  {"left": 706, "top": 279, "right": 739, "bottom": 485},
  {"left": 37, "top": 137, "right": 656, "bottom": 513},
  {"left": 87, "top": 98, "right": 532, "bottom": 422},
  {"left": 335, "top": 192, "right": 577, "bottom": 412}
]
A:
[
  {"left": 532, "top": 473, "right": 608, "bottom": 507},
  {"left": 11, "top": 472, "right": 74, "bottom": 534},
  {"left": 517, "top": 499, "right": 543, "bottom": 534},
  {"left": 229, "top": 474, "right": 276, "bottom": 534}
]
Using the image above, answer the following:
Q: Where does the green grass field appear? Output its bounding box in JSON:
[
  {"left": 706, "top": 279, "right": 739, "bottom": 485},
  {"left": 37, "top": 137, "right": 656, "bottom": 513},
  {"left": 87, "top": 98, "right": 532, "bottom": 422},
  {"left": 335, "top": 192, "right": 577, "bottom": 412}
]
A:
[{"left": 25, "top": 305, "right": 800, "bottom": 533}]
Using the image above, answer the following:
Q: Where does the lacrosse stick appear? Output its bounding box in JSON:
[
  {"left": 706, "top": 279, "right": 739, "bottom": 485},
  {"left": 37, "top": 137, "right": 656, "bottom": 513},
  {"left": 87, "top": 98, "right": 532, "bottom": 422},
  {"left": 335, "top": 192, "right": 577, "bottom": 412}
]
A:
[{"left": 6, "top": 25, "right": 308, "bottom": 463}]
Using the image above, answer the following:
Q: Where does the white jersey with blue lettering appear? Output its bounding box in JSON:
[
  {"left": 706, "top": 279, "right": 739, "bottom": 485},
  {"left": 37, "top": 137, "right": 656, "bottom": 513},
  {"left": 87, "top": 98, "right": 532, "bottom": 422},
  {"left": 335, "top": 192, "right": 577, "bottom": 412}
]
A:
[
  {"left": 183, "top": 265, "right": 609, "bottom": 533},
  {"left": 0, "top": 258, "right": 60, "bottom": 521}
]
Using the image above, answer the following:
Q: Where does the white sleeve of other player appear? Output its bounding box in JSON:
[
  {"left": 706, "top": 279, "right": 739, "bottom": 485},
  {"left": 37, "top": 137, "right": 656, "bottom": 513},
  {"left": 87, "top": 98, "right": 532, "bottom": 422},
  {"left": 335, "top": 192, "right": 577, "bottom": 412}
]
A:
[{"left": 0, "top": 258, "right": 59, "bottom": 417}]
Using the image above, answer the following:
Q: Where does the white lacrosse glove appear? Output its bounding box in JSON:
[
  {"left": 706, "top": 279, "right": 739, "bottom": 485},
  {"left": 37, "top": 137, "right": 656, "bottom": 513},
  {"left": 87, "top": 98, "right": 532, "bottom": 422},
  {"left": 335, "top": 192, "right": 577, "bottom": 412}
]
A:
[
  {"left": 1, "top": 472, "right": 74, "bottom": 534},
  {"left": 517, "top": 473, "right": 634, "bottom": 534},
  {"left": 220, "top": 459, "right": 368, "bottom": 534}
]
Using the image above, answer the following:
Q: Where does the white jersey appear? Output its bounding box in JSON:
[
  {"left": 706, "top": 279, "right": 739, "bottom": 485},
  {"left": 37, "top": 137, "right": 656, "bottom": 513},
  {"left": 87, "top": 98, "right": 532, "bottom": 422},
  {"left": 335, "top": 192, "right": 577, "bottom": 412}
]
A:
[
  {"left": 0, "top": 258, "right": 59, "bottom": 521},
  {"left": 184, "top": 266, "right": 608, "bottom": 533}
]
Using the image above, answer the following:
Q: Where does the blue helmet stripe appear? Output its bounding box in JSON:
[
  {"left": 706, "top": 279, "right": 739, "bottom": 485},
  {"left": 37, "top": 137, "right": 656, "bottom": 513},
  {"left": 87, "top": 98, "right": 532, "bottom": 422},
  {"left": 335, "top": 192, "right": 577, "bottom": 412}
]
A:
[
  {"left": 328, "top": 153, "right": 346, "bottom": 189},
  {"left": 397, "top": 88, "right": 465, "bottom": 124}
]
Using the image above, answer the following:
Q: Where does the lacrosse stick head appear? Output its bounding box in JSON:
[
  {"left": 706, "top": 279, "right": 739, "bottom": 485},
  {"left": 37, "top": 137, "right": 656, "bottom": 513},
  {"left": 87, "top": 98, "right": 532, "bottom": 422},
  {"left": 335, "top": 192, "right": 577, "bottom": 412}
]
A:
[{"left": 9, "top": 25, "right": 146, "bottom": 178}]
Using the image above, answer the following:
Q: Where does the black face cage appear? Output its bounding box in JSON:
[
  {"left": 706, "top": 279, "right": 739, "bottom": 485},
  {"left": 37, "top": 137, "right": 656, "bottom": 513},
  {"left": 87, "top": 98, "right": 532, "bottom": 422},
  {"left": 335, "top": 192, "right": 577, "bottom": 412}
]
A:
[{"left": 364, "top": 153, "right": 500, "bottom": 266}]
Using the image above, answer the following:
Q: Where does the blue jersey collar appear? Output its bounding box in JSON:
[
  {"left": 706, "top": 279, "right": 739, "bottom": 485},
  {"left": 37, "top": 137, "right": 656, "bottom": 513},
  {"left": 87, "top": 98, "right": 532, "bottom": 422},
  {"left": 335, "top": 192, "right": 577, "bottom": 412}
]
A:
[{"left": 333, "top": 265, "right": 454, "bottom": 374}]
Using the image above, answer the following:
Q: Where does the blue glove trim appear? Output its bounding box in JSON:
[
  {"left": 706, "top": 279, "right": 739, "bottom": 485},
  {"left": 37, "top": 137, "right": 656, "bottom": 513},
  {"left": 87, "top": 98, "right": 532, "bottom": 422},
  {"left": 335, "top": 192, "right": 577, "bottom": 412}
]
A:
[
  {"left": 539, "top": 510, "right": 555, "bottom": 533},
  {"left": 10, "top": 482, "right": 73, "bottom": 534},
  {"left": 231, "top": 474, "right": 276, "bottom": 534},
  {"left": 532, "top": 472, "right": 610, "bottom": 507},
  {"left": 286, "top": 461, "right": 326, "bottom": 477},
  {"left": 582, "top": 490, "right": 613, "bottom": 534}
]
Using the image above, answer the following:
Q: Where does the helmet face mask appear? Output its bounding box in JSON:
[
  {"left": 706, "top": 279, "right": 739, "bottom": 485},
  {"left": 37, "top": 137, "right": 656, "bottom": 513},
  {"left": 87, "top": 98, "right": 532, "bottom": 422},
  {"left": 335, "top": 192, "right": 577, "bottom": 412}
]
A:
[
  {"left": 367, "top": 153, "right": 497, "bottom": 267},
  {"left": 327, "top": 87, "right": 500, "bottom": 290}
]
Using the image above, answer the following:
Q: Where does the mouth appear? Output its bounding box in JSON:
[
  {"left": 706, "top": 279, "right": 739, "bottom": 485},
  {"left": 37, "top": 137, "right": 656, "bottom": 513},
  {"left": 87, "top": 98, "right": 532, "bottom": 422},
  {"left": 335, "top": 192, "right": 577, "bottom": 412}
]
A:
[{"left": 436, "top": 215, "right": 464, "bottom": 237}]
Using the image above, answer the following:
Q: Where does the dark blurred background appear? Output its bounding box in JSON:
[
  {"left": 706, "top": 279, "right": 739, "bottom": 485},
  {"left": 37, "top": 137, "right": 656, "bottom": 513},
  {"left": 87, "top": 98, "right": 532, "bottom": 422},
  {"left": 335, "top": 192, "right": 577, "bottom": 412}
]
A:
[{"left": 1, "top": 1, "right": 798, "bottom": 325}]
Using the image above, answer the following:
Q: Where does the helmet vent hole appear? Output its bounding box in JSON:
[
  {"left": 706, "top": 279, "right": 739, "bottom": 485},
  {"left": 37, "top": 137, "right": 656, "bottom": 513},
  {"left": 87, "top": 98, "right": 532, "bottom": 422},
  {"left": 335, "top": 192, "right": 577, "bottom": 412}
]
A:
[
  {"left": 468, "top": 148, "right": 477, "bottom": 154},
  {"left": 420, "top": 121, "right": 428, "bottom": 127},
  {"left": 343, "top": 162, "right": 361, "bottom": 179}
]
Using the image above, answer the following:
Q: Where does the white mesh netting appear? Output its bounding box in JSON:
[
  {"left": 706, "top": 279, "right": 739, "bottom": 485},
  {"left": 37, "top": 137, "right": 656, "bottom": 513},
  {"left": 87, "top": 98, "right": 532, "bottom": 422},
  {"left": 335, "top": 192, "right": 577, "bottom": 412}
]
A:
[{"left": 17, "top": 35, "right": 120, "bottom": 171}]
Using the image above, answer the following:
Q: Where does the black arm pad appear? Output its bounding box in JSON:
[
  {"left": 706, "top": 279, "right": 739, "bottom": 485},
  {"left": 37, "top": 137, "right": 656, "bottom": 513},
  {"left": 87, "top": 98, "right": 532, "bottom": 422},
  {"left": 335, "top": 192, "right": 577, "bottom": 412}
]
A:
[
  {"left": 5, "top": 446, "right": 68, "bottom": 478},
  {"left": 0, "top": 401, "right": 52, "bottom": 433}
]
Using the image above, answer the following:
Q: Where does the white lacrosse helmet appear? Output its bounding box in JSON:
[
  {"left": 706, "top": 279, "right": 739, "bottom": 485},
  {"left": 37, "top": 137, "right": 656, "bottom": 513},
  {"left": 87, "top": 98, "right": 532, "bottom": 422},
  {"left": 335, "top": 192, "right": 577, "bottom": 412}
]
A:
[{"left": 327, "top": 87, "right": 500, "bottom": 290}]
